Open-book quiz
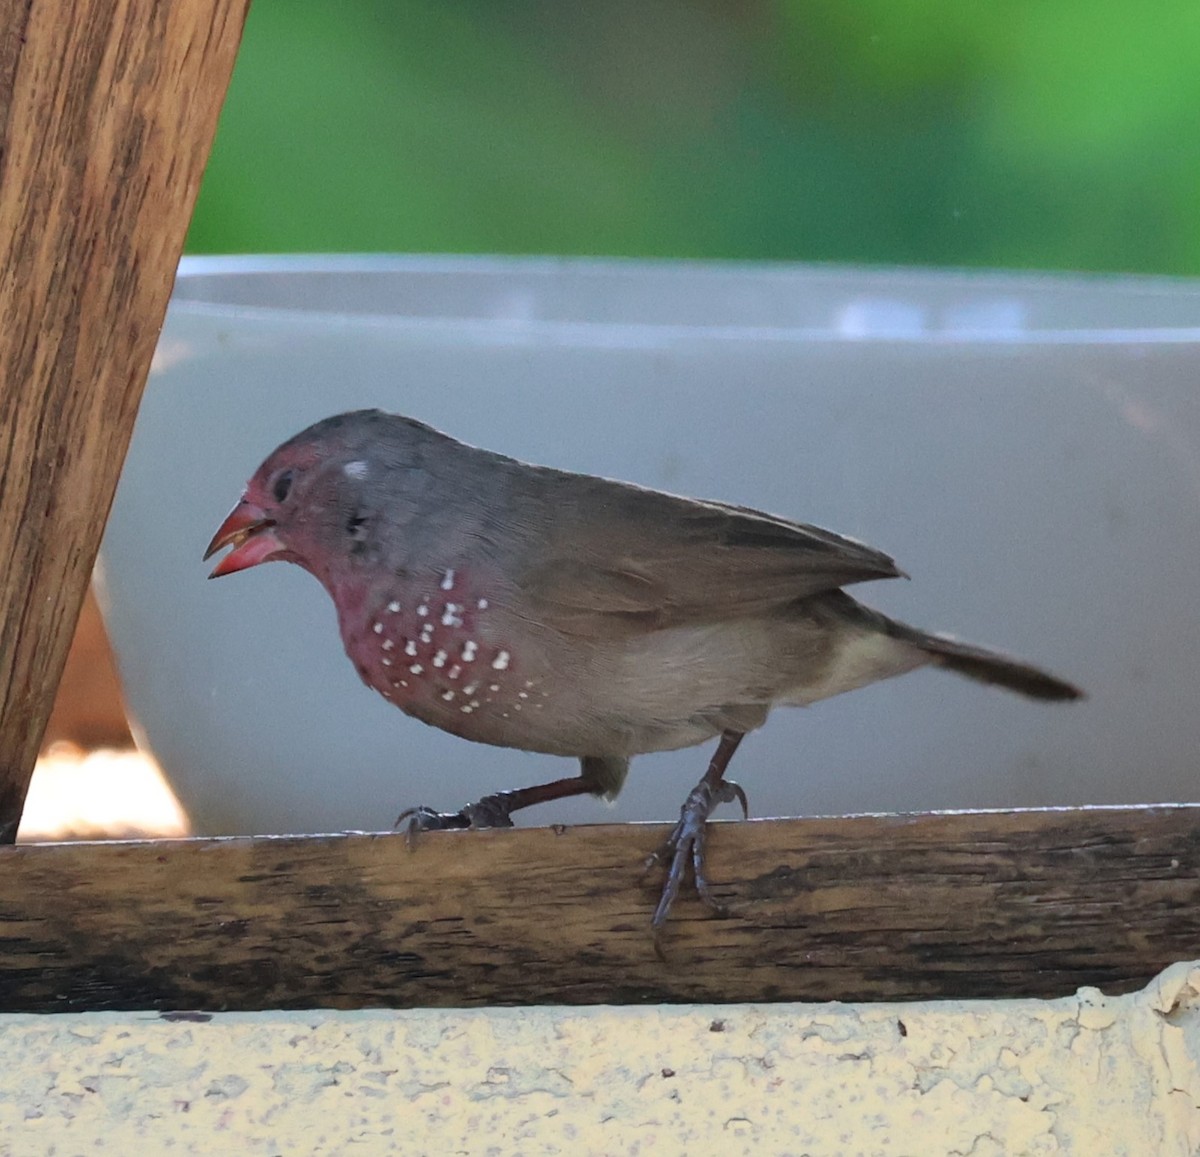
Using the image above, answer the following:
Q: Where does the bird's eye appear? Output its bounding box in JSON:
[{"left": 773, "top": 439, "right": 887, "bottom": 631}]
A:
[{"left": 272, "top": 470, "right": 294, "bottom": 503}]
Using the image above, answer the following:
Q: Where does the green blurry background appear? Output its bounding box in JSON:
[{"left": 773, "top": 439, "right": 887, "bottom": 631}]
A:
[{"left": 187, "top": 0, "right": 1200, "bottom": 275}]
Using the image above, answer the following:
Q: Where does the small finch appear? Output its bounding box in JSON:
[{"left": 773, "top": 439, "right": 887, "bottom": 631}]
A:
[{"left": 206, "top": 410, "right": 1082, "bottom": 939}]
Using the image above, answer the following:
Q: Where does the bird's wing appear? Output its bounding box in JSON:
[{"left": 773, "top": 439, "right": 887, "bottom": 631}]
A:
[{"left": 514, "top": 475, "right": 903, "bottom": 639}]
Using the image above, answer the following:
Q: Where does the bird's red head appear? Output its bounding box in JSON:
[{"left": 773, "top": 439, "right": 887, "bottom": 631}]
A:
[
  {"left": 204, "top": 439, "right": 325, "bottom": 578},
  {"left": 204, "top": 409, "right": 444, "bottom": 584}
]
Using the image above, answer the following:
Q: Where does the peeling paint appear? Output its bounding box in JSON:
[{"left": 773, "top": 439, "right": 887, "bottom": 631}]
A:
[{"left": 1, "top": 963, "right": 1199, "bottom": 1154}]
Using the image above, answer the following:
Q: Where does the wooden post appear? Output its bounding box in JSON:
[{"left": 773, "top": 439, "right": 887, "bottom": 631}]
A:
[{"left": 0, "top": 0, "right": 249, "bottom": 841}]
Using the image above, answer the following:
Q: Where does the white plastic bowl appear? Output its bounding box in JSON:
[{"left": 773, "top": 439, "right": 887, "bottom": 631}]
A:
[{"left": 97, "top": 255, "right": 1200, "bottom": 836}]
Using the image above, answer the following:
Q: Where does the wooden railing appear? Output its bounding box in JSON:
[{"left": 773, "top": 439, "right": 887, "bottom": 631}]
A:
[{"left": 3, "top": 806, "right": 1198, "bottom": 1013}]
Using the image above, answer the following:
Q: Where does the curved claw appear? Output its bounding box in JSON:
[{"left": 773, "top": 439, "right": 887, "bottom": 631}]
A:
[
  {"left": 394, "top": 805, "right": 471, "bottom": 848},
  {"left": 395, "top": 793, "right": 521, "bottom": 846},
  {"left": 716, "top": 778, "right": 749, "bottom": 820}
]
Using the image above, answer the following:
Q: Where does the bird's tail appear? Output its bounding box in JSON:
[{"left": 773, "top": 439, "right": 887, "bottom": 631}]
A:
[
  {"left": 902, "top": 627, "right": 1083, "bottom": 702},
  {"left": 812, "top": 592, "right": 1084, "bottom": 702}
]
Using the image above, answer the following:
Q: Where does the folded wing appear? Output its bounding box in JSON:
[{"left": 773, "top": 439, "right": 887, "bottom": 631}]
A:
[{"left": 514, "top": 475, "right": 904, "bottom": 638}]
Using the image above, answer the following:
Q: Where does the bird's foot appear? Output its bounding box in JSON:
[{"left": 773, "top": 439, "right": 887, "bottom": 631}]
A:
[
  {"left": 395, "top": 792, "right": 520, "bottom": 843},
  {"left": 394, "top": 805, "right": 471, "bottom": 837},
  {"left": 645, "top": 775, "right": 748, "bottom": 953}
]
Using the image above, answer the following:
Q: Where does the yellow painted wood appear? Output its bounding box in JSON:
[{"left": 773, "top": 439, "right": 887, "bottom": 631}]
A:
[{"left": 1, "top": 962, "right": 1198, "bottom": 1155}]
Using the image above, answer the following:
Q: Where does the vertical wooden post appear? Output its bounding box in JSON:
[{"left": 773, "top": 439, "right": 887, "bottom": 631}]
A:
[{"left": 0, "top": 0, "right": 249, "bottom": 841}]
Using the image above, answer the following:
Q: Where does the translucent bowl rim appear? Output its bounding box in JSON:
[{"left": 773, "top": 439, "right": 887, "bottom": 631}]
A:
[{"left": 171, "top": 253, "right": 1200, "bottom": 345}]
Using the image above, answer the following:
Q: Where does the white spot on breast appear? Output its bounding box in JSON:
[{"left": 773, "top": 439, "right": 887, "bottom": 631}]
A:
[
  {"left": 488, "top": 684, "right": 500, "bottom": 693},
  {"left": 417, "top": 604, "right": 429, "bottom": 617},
  {"left": 523, "top": 680, "right": 535, "bottom": 688},
  {"left": 409, "top": 664, "right": 424, "bottom": 675},
  {"left": 448, "top": 665, "right": 462, "bottom": 680},
  {"left": 419, "top": 625, "right": 434, "bottom": 644},
  {"left": 477, "top": 598, "right": 489, "bottom": 610},
  {"left": 381, "top": 657, "right": 392, "bottom": 667},
  {"left": 432, "top": 650, "right": 447, "bottom": 668},
  {"left": 387, "top": 601, "right": 401, "bottom": 613},
  {"left": 518, "top": 691, "right": 529, "bottom": 700},
  {"left": 372, "top": 622, "right": 383, "bottom": 634},
  {"left": 492, "top": 651, "right": 510, "bottom": 670},
  {"left": 440, "top": 569, "right": 456, "bottom": 591},
  {"left": 460, "top": 704, "right": 473, "bottom": 713},
  {"left": 343, "top": 460, "right": 369, "bottom": 479},
  {"left": 462, "top": 640, "right": 478, "bottom": 662},
  {"left": 404, "top": 641, "right": 417, "bottom": 657},
  {"left": 441, "top": 603, "right": 463, "bottom": 627},
  {"left": 463, "top": 682, "right": 478, "bottom": 696},
  {"left": 442, "top": 690, "right": 455, "bottom": 701}
]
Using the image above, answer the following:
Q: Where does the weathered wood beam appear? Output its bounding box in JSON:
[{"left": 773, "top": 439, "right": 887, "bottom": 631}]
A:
[
  {"left": 2, "top": 807, "right": 1198, "bottom": 1013},
  {"left": 0, "top": 0, "right": 249, "bottom": 841}
]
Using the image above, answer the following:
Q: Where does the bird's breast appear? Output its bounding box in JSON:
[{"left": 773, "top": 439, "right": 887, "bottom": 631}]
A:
[{"left": 335, "top": 565, "right": 555, "bottom": 746}]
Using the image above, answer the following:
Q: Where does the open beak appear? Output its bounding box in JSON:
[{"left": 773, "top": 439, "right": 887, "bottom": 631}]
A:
[{"left": 204, "top": 500, "right": 283, "bottom": 578}]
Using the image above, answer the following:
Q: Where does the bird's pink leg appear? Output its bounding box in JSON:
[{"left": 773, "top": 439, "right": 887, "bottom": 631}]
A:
[
  {"left": 397, "top": 774, "right": 599, "bottom": 835},
  {"left": 647, "top": 729, "right": 749, "bottom": 951}
]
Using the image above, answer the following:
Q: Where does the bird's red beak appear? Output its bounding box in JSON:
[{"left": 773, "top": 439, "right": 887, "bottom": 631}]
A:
[{"left": 204, "top": 500, "right": 284, "bottom": 578}]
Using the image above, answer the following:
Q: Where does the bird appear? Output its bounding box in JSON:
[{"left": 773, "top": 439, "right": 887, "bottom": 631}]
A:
[{"left": 205, "top": 409, "right": 1083, "bottom": 938}]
